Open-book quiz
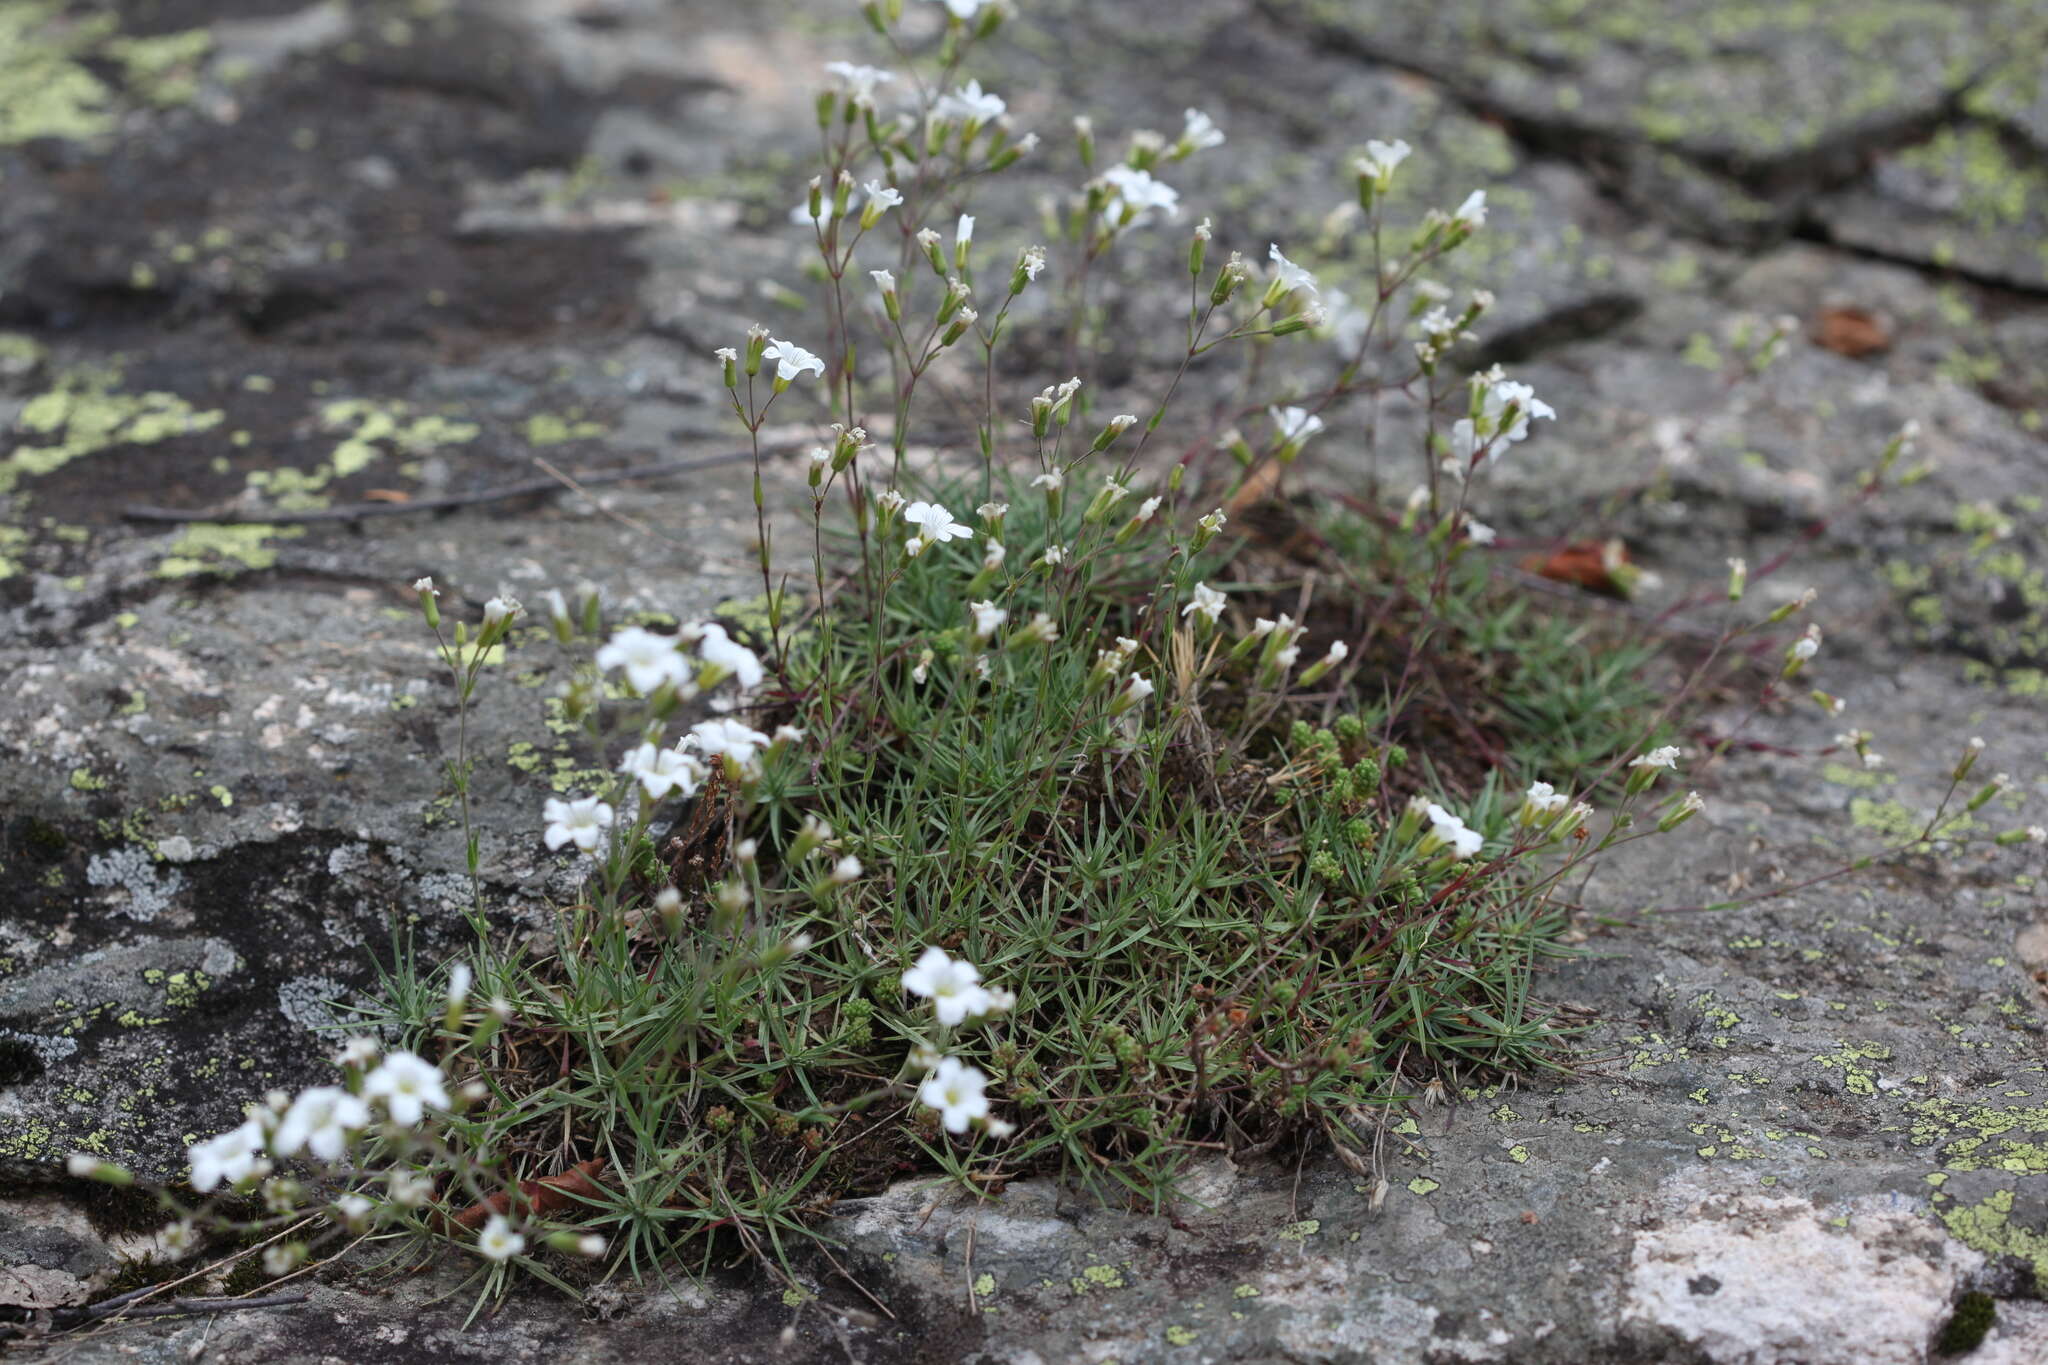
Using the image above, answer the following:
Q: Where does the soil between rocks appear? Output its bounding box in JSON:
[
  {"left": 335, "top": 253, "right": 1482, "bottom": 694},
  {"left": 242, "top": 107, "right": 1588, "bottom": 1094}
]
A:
[{"left": 1, "top": 2, "right": 2045, "bottom": 1361}]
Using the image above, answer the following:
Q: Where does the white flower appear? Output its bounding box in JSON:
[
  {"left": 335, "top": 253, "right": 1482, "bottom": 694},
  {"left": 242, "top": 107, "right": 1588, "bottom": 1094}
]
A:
[
  {"left": 1452, "top": 190, "right": 1488, "bottom": 229},
  {"left": 334, "top": 1036, "right": 380, "bottom": 1068},
  {"left": 918, "top": 1057, "right": 992, "bottom": 1134},
  {"left": 333, "top": 1194, "right": 374, "bottom": 1229},
  {"left": 870, "top": 270, "right": 896, "bottom": 302},
  {"left": 387, "top": 1169, "right": 433, "bottom": 1207},
  {"left": 1116, "top": 673, "right": 1155, "bottom": 710},
  {"left": 1466, "top": 520, "right": 1496, "bottom": 545},
  {"left": 902, "top": 947, "right": 991, "bottom": 1026},
  {"left": 762, "top": 338, "right": 825, "bottom": 383},
  {"left": 478, "top": 1214, "right": 525, "bottom": 1263},
  {"left": 931, "top": 0, "right": 989, "bottom": 19},
  {"left": 362, "top": 1051, "right": 451, "bottom": 1128},
  {"left": 1356, "top": 138, "right": 1412, "bottom": 183},
  {"left": 831, "top": 854, "right": 863, "bottom": 883},
  {"left": 863, "top": 179, "right": 903, "bottom": 213},
  {"left": 904, "top": 501, "right": 974, "bottom": 544},
  {"left": 1038, "top": 544, "right": 1067, "bottom": 567},
  {"left": 970, "top": 600, "right": 1008, "bottom": 638},
  {"left": 594, "top": 626, "right": 687, "bottom": 695},
  {"left": 685, "top": 717, "right": 774, "bottom": 768},
  {"left": 187, "top": 1120, "right": 267, "bottom": 1193},
  {"left": 1179, "top": 108, "right": 1224, "bottom": 151},
  {"left": 935, "top": 79, "right": 1005, "bottom": 123},
  {"left": 824, "top": 61, "right": 894, "bottom": 104},
  {"left": 619, "top": 743, "right": 707, "bottom": 800},
  {"left": 956, "top": 213, "right": 975, "bottom": 245},
  {"left": 272, "top": 1087, "right": 370, "bottom": 1162},
  {"left": 262, "top": 1244, "right": 302, "bottom": 1277},
  {"left": 412, "top": 576, "right": 435, "bottom": 594},
  {"left": 1790, "top": 625, "right": 1822, "bottom": 662},
  {"left": 1483, "top": 379, "right": 1555, "bottom": 442},
  {"left": 1183, "top": 582, "right": 1227, "bottom": 624},
  {"left": 482, "top": 596, "right": 521, "bottom": 628},
  {"left": 1630, "top": 746, "right": 1682, "bottom": 770},
  {"left": 1267, "top": 244, "right": 1320, "bottom": 297},
  {"left": 695, "top": 622, "right": 764, "bottom": 688},
  {"left": 1270, "top": 405, "right": 1326, "bottom": 446},
  {"left": 876, "top": 488, "right": 906, "bottom": 517},
  {"left": 1099, "top": 165, "right": 1180, "bottom": 229},
  {"left": 1424, "top": 803, "right": 1485, "bottom": 860},
  {"left": 1523, "top": 781, "right": 1569, "bottom": 816},
  {"left": 446, "top": 962, "right": 472, "bottom": 1008},
  {"left": 1020, "top": 245, "right": 1046, "bottom": 280},
  {"left": 543, "top": 795, "right": 614, "bottom": 853},
  {"left": 1030, "top": 470, "right": 1062, "bottom": 490}
]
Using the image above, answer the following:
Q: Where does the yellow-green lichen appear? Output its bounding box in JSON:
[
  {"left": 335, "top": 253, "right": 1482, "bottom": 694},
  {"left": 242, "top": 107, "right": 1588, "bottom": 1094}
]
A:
[
  {"left": 1938, "top": 1188, "right": 2048, "bottom": 1285},
  {"left": 156, "top": 523, "right": 305, "bottom": 577}
]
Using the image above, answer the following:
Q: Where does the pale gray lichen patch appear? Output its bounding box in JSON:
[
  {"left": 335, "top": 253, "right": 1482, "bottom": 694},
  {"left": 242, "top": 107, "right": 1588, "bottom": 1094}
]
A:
[
  {"left": 0, "top": 1029, "right": 79, "bottom": 1069},
  {"left": 84, "top": 845, "right": 184, "bottom": 922},
  {"left": 275, "top": 974, "right": 350, "bottom": 1033}
]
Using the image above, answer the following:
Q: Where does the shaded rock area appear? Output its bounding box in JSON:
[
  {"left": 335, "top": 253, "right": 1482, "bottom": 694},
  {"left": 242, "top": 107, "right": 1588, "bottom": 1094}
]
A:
[{"left": 0, "top": 0, "right": 2045, "bottom": 1360}]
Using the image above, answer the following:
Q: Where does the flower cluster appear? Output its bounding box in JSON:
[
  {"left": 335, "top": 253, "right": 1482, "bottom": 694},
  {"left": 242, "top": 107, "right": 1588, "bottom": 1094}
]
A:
[
  {"left": 901, "top": 948, "right": 1016, "bottom": 1137},
  {"left": 182, "top": 1046, "right": 453, "bottom": 1195}
]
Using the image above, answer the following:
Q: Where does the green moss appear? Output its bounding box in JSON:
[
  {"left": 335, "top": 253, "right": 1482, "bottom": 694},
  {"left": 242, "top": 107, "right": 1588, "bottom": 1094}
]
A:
[{"left": 1937, "top": 1290, "right": 1996, "bottom": 1355}]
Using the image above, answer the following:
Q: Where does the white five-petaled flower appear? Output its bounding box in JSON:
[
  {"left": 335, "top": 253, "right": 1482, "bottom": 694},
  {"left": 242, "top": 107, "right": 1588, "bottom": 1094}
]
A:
[
  {"left": 935, "top": 78, "right": 1005, "bottom": 123},
  {"left": 594, "top": 626, "right": 687, "bottom": 695},
  {"left": 478, "top": 1214, "right": 525, "bottom": 1263},
  {"left": 823, "top": 60, "right": 893, "bottom": 103},
  {"left": 919, "top": 1057, "right": 991, "bottom": 1134},
  {"left": 1270, "top": 405, "right": 1326, "bottom": 446},
  {"left": 273, "top": 1086, "right": 370, "bottom": 1162},
  {"left": 931, "top": 0, "right": 989, "bottom": 19},
  {"left": 362, "top": 1051, "right": 451, "bottom": 1128},
  {"left": 1452, "top": 190, "right": 1488, "bottom": 229},
  {"left": 1267, "top": 244, "right": 1320, "bottom": 297},
  {"left": 1099, "top": 165, "right": 1181, "bottom": 229},
  {"left": 902, "top": 946, "right": 992, "bottom": 1025},
  {"left": 1630, "top": 746, "right": 1682, "bottom": 770},
  {"left": 1424, "top": 803, "right": 1485, "bottom": 860},
  {"left": 863, "top": 179, "right": 903, "bottom": 212},
  {"left": 686, "top": 717, "right": 774, "bottom": 769},
  {"left": 1356, "top": 138, "right": 1412, "bottom": 184},
  {"left": 904, "top": 501, "right": 975, "bottom": 544},
  {"left": 188, "top": 1120, "right": 268, "bottom": 1193},
  {"left": 1179, "top": 108, "right": 1225, "bottom": 151},
  {"left": 762, "top": 338, "right": 825, "bottom": 383},
  {"left": 970, "top": 600, "right": 1008, "bottom": 638},
  {"left": 695, "top": 621, "right": 764, "bottom": 688},
  {"left": 619, "top": 743, "right": 707, "bottom": 800},
  {"left": 1523, "top": 781, "right": 1569, "bottom": 816},
  {"left": 543, "top": 795, "right": 614, "bottom": 853},
  {"left": 1183, "top": 582, "right": 1227, "bottom": 624}
]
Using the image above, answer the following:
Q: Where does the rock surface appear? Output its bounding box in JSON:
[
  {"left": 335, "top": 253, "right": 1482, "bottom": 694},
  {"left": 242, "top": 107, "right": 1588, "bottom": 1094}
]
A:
[{"left": 1, "top": 1, "right": 2045, "bottom": 1361}]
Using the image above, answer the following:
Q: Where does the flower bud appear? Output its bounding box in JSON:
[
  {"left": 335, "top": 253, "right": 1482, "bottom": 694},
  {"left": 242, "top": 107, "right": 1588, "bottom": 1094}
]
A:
[
  {"left": 1726, "top": 557, "right": 1747, "bottom": 602},
  {"left": 413, "top": 576, "right": 440, "bottom": 629}
]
